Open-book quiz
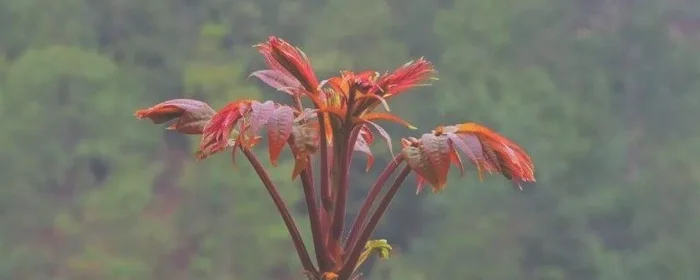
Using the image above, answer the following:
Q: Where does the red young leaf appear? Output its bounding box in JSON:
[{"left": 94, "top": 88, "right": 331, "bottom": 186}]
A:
[
  {"left": 290, "top": 124, "right": 320, "bottom": 179},
  {"left": 255, "top": 36, "right": 320, "bottom": 93},
  {"left": 266, "top": 105, "right": 295, "bottom": 166},
  {"left": 402, "top": 146, "right": 440, "bottom": 194},
  {"left": 360, "top": 125, "right": 375, "bottom": 145},
  {"left": 379, "top": 57, "right": 436, "bottom": 98},
  {"left": 197, "top": 100, "right": 253, "bottom": 160},
  {"left": 452, "top": 123, "right": 536, "bottom": 189},
  {"left": 419, "top": 134, "right": 452, "bottom": 193},
  {"left": 353, "top": 127, "right": 374, "bottom": 172},
  {"left": 249, "top": 70, "right": 303, "bottom": 95},
  {"left": 250, "top": 100, "right": 275, "bottom": 135},
  {"left": 134, "top": 99, "right": 216, "bottom": 134}
]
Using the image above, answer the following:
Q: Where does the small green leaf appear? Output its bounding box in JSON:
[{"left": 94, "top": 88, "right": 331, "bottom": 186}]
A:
[{"left": 354, "top": 239, "right": 393, "bottom": 273}]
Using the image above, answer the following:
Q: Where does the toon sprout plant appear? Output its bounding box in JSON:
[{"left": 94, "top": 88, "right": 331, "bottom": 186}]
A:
[{"left": 134, "top": 36, "right": 536, "bottom": 280}]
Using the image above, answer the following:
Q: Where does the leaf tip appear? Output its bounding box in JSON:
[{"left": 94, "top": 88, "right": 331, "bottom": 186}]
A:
[{"left": 133, "top": 109, "right": 147, "bottom": 119}]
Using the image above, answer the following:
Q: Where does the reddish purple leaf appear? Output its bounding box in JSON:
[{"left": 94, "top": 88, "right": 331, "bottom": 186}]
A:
[
  {"left": 446, "top": 132, "right": 488, "bottom": 174},
  {"left": 250, "top": 100, "right": 275, "bottom": 135},
  {"left": 134, "top": 99, "right": 216, "bottom": 134},
  {"left": 365, "top": 120, "right": 394, "bottom": 157},
  {"left": 419, "top": 133, "right": 452, "bottom": 192},
  {"left": 402, "top": 146, "right": 439, "bottom": 194},
  {"left": 451, "top": 122, "right": 536, "bottom": 190},
  {"left": 249, "top": 69, "right": 303, "bottom": 95},
  {"left": 266, "top": 105, "right": 295, "bottom": 165}
]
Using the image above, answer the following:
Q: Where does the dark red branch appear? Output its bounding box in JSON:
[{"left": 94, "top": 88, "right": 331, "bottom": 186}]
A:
[
  {"left": 241, "top": 147, "right": 318, "bottom": 276},
  {"left": 318, "top": 113, "right": 333, "bottom": 216},
  {"left": 338, "top": 165, "right": 412, "bottom": 280},
  {"left": 344, "top": 155, "right": 404, "bottom": 252},
  {"left": 328, "top": 87, "right": 358, "bottom": 258},
  {"left": 299, "top": 156, "right": 330, "bottom": 271}
]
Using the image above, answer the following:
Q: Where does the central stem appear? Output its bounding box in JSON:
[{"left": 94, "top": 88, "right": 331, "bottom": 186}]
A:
[{"left": 328, "top": 86, "right": 358, "bottom": 264}]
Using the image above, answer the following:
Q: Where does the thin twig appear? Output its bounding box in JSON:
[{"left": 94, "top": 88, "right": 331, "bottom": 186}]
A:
[
  {"left": 338, "top": 165, "right": 411, "bottom": 279},
  {"left": 241, "top": 146, "right": 318, "bottom": 276},
  {"left": 344, "top": 155, "right": 404, "bottom": 251},
  {"left": 299, "top": 155, "right": 329, "bottom": 271}
]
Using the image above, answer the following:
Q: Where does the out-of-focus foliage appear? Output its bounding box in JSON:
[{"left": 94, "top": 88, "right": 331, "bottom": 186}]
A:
[{"left": 1, "top": 0, "right": 700, "bottom": 279}]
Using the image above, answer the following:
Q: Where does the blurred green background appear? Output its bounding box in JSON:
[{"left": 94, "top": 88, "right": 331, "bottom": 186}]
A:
[{"left": 2, "top": 0, "right": 700, "bottom": 279}]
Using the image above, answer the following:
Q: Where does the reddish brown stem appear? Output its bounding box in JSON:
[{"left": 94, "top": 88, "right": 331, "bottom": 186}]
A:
[
  {"left": 241, "top": 147, "right": 317, "bottom": 276},
  {"left": 318, "top": 113, "right": 333, "bottom": 217},
  {"left": 344, "top": 155, "right": 404, "bottom": 252},
  {"left": 328, "top": 88, "right": 358, "bottom": 261},
  {"left": 300, "top": 158, "right": 329, "bottom": 271},
  {"left": 338, "top": 165, "right": 412, "bottom": 280}
]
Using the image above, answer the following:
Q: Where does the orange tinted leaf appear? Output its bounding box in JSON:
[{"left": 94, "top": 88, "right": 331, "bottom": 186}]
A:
[
  {"left": 419, "top": 134, "right": 452, "bottom": 192},
  {"left": 322, "top": 76, "right": 350, "bottom": 96},
  {"left": 322, "top": 272, "right": 339, "bottom": 280},
  {"left": 355, "top": 93, "right": 391, "bottom": 112},
  {"left": 453, "top": 123, "right": 535, "bottom": 189},
  {"left": 134, "top": 99, "right": 216, "bottom": 134},
  {"left": 292, "top": 154, "right": 309, "bottom": 181},
  {"left": 249, "top": 70, "right": 303, "bottom": 95},
  {"left": 266, "top": 106, "right": 295, "bottom": 166},
  {"left": 360, "top": 112, "right": 417, "bottom": 130},
  {"left": 318, "top": 107, "right": 347, "bottom": 121}
]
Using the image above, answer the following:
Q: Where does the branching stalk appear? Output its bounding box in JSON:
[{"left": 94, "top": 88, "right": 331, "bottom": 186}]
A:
[
  {"left": 344, "top": 155, "right": 404, "bottom": 252},
  {"left": 338, "top": 165, "right": 412, "bottom": 279},
  {"left": 241, "top": 147, "right": 317, "bottom": 276},
  {"left": 300, "top": 158, "right": 329, "bottom": 271}
]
